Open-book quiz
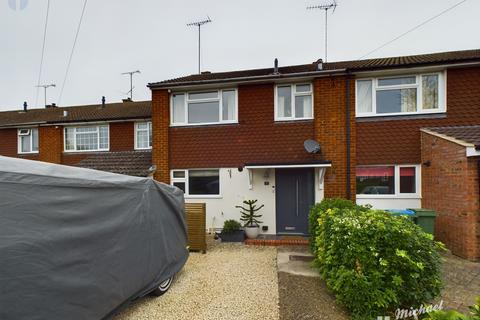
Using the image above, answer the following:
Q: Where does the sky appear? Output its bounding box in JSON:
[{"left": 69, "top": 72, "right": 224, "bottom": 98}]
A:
[{"left": 1, "top": 0, "right": 479, "bottom": 111}]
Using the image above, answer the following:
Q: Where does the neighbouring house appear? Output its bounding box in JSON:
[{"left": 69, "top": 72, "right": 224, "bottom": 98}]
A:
[
  {"left": 148, "top": 48, "right": 480, "bottom": 260},
  {"left": 0, "top": 100, "right": 153, "bottom": 177}
]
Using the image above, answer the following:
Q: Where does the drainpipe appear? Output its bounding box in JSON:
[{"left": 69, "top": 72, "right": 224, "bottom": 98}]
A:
[{"left": 345, "top": 74, "right": 351, "bottom": 200}]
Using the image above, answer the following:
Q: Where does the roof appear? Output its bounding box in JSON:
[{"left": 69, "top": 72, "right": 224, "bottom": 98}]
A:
[
  {"left": 149, "top": 48, "right": 480, "bottom": 88},
  {"left": 0, "top": 100, "right": 151, "bottom": 128},
  {"left": 75, "top": 151, "right": 153, "bottom": 177},
  {"left": 244, "top": 160, "right": 331, "bottom": 168},
  {"left": 421, "top": 126, "right": 480, "bottom": 149}
]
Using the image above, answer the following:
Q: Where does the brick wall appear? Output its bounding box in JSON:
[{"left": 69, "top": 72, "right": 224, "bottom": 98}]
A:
[
  {"left": 110, "top": 122, "right": 135, "bottom": 151},
  {"left": 357, "top": 67, "right": 480, "bottom": 165},
  {"left": 314, "top": 76, "right": 356, "bottom": 200},
  {"left": 0, "top": 128, "right": 19, "bottom": 157},
  {"left": 152, "top": 89, "right": 170, "bottom": 183},
  {"left": 167, "top": 83, "right": 316, "bottom": 169},
  {"left": 39, "top": 126, "right": 63, "bottom": 163},
  {"left": 421, "top": 132, "right": 480, "bottom": 261}
]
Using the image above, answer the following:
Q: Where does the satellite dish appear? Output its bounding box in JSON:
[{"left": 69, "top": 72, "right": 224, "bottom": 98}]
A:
[{"left": 304, "top": 140, "right": 321, "bottom": 154}]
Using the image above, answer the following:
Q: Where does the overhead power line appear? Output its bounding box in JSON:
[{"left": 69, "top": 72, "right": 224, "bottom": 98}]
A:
[
  {"left": 359, "top": 0, "right": 467, "bottom": 59},
  {"left": 35, "top": 0, "right": 51, "bottom": 108},
  {"left": 58, "top": 0, "right": 88, "bottom": 105}
]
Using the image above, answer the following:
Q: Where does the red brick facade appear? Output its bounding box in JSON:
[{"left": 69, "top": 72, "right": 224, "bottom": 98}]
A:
[
  {"left": 39, "top": 126, "right": 63, "bottom": 164},
  {"left": 357, "top": 67, "right": 480, "bottom": 165},
  {"left": 314, "top": 76, "right": 356, "bottom": 200},
  {"left": 167, "top": 84, "right": 316, "bottom": 169},
  {"left": 152, "top": 89, "right": 170, "bottom": 183},
  {"left": 421, "top": 132, "right": 480, "bottom": 261}
]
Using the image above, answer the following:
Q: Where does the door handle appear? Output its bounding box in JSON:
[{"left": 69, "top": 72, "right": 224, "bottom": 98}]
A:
[{"left": 296, "top": 179, "right": 299, "bottom": 217}]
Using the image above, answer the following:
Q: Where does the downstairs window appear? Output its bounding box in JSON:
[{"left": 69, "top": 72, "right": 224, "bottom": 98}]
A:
[
  {"left": 171, "top": 169, "right": 220, "bottom": 196},
  {"left": 356, "top": 165, "right": 419, "bottom": 197}
]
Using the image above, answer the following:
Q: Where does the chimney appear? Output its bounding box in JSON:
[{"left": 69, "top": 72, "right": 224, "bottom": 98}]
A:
[
  {"left": 102, "top": 96, "right": 106, "bottom": 108},
  {"left": 274, "top": 58, "right": 279, "bottom": 74},
  {"left": 23, "top": 101, "right": 28, "bottom": 112}
]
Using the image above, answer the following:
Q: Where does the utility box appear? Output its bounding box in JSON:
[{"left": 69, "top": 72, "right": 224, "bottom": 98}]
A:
[
  {"left": 408, "top": 208, "right": 436, "bottom": 235},
  {"left": 185, "top": 203, "right": 207, "bottom": 253}
]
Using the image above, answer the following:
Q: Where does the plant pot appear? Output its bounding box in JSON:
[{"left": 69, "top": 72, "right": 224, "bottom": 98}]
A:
[
  {"left": 244, "top": 226, "right": 260, "bottom": 239},
  {"left": 219, "top": 230, "right": 244, "bottom": 242}
]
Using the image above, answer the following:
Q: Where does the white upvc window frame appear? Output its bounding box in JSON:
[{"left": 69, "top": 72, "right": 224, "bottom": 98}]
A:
[
  {"left": 17, "top": 127, "right": 39, "bottom": 154},
  {"left": 170, "top": 169, "right": 222, "bottom": 198},
  {"left": 274, "top": 83, "right": 314, "bottom": 121},
  {"left": 170, "top": 89, "right": 238, "bottom": 126},
  {"left": 356, "top": 164, "right": 422, "bottom": 199},
  {"left": 134, "top": 121, "right": 152, "bottom": 150},
  {"left": 63, "top": 124, "right": 110, "bottom": 152},
  {"left": 355, "top": 72, "right": 446, "bottom": 117}
]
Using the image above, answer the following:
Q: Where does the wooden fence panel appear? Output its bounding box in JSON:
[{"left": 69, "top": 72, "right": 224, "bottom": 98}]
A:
[{"left": 185, "top": 203, "right": 206, "bottom": 253}]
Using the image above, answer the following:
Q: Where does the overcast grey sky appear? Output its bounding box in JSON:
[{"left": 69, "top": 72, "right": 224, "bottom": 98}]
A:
[{"left": 1, "top": 0, "right": 479, "bottom": 111}]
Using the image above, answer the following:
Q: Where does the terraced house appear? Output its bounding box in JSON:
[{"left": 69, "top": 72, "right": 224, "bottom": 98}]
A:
[
  {"left": 0, "top": 100, "right": 153, "bottom": 176},
  {"left": 1, "top": 49, "right": 479, "bottom": 260}
]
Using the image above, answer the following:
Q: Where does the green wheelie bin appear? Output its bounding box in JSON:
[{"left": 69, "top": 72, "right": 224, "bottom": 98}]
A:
[{"left": 408, "top": 208, "right": 436, "bottom": 235}]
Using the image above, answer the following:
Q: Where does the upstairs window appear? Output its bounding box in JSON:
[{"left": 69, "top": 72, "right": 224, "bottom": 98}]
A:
[
  {"left": 135, "top": 122, "right": 152, "bottom": 150},
  {"left": 356, "top": 72, "right": 445, "bottom": 117},
  {"left": 64, "top": 125, "right": 109, "bottom": 152},
  {"left": 171, "top": 89, "right": 237, "bottom": 126},
  {"left": 18, "top": 128, "right": 39, "bottom": 154},
  {"left": 275, "top": 84, "right": 313, "bottom": 121}
]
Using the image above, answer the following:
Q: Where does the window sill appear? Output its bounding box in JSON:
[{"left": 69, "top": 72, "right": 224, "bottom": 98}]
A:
[
  {"left": 356, "top": 110, "right": 446, "bottom": 120},
  {"left": 134, "top": 147, "right": 152, "bottom": 151},
  {"left": 18, "top": 152, "right": 39, "bottom": 155},
  {"left": 356, "top": 194, "right": 421, "bottom": 199},
  {"left": 63, "top": 150, "right": 110, "bottom": 154},
  {"left": 274, "top": 118, "right": 314, "bottom": 123},
  {"left": 170, "top": 122, "right": 238, "bottom": 128},
  {"left": 185, "top": 195, "right": 223, "bottom": 199}
]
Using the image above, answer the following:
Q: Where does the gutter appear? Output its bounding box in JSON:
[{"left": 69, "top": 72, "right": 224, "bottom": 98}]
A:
[
  {"left": 0, "top": 117, "right": 152, "bottom": 129},
  {"left": 148, "top": 69, "right": 348, "bottom": 89}
]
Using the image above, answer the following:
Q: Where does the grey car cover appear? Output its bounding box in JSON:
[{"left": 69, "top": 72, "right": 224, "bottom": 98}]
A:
[{"left": 0, "top": 156, "right": 188, "bottom": 320}]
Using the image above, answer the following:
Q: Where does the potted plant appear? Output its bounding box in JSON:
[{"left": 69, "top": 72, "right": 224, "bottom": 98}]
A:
[
  {"left": 219, "top": 219, "right": 244, "bottom": 242},
  {"left": 236, "top": 199, "right": 264, "bottom": 239}
]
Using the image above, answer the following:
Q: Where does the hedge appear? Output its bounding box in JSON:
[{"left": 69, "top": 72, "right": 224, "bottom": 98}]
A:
[{"left": 310, "top": 199, "right": 445, "bottom": 319}]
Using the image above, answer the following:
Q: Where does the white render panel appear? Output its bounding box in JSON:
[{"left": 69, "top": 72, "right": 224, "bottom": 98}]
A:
[
  {"left": 185, "top": 168, "right": 277, "bottom": 234},
  {"left": 356, "top": 197, "right": 421, "bottom": 210},
  {"left": 184, "top": 167, "right": 325, "bottom": 234}
]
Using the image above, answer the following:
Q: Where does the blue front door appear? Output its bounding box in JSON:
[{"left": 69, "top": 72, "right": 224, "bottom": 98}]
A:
[{"left": 275, "top": 168, "right": 314, "bottom": 235}]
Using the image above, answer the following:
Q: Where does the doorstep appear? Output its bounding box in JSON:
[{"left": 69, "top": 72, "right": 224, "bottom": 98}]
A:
[{"left": 245, "top": 235, "right": 309, "bottom": 246}]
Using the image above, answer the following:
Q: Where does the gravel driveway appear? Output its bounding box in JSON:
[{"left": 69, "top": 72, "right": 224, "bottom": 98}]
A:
[{"left": 114, "top": 243, "right": 279, "bottom": 320}]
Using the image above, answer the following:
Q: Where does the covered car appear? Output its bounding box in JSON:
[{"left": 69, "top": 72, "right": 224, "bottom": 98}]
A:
[{"left": 0, "top": 156, "right": 188, "bottom": 320}]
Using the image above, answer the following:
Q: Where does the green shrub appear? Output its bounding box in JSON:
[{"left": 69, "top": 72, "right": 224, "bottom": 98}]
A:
[
  {"left": 313, "top": 200, "right": 445, "bottom": 319},
  {"left": 425, "top": 310, "right": 470, "bottom": 320},
  {"left": 222, "top": 219, "right": 241, "bottom": 233},
  {"left": 425, "top": 297, "right": 480, "bottom": 320},
  {"left": 308, "top": 198, "right": 368, "bottom": 254}
]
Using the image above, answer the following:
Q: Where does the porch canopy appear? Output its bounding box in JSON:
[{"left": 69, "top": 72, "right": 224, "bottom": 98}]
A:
[{"left": 244, "top": 160, "right": 331, "bottom": 190}]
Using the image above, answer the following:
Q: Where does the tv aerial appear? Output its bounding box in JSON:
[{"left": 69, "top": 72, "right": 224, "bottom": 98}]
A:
[{"left": 307, "top": 1, "right": 338, "bottom": 62}]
